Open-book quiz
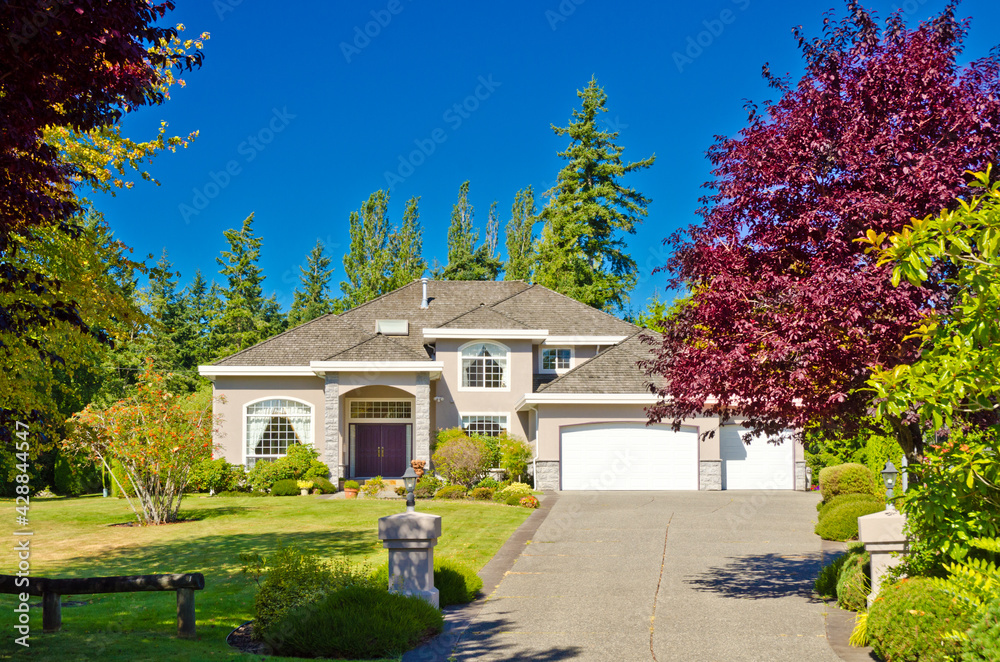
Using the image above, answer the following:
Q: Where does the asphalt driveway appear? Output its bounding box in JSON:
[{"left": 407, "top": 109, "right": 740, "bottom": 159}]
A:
[{"left": 450, "top": 491, "right": 844, "bottom": 662}]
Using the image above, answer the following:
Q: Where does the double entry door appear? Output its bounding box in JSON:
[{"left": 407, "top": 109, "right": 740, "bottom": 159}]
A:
[{"left": 353, "top": 423, "right": 409, "bottom": 477}]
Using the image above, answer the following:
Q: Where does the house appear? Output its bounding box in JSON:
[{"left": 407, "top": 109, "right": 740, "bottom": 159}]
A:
[{"left": 198, "top": 279, "right": 807, "bottom": 491}]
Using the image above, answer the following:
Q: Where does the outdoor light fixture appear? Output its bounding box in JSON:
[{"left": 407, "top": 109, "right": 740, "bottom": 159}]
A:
[
  {"left": 882, "top": 460, "right": 898, "bottom": 507},
  {"left": 402, "top": 466, "right": 417, "bottom": 513}
]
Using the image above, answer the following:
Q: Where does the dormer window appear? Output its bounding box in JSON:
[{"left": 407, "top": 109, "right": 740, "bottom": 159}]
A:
[
  {"left": 541, "top": 347, "right": 572, "bottom": 373},
  {"left": 376, "top": 319, "right": 409, "bottom": 336},
  {"left": 460, "top": 341, "right": 509, "bottom": 390}
]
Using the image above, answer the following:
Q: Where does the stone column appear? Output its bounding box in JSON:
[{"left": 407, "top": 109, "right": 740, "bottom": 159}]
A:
[
  {"left": 378, "top": 511, "right": 442, "bottom": 608},
  {"left": 795, "top": 461, "right": 808, "bottom": 491},
  {"left": 858, "top": 509, "right": 908, "bottom": 608},
  {"left": 415, "top": 373, "right": 431, "bottom": 468},
  {"left": 323, "top": 373, "right": 342, "bottom": 481},
  {"left": 699, "top": 460, "right": 722, "bottom": 490},
  {"left": 533, "top": 460, "right": 560, "bottom": 491}
]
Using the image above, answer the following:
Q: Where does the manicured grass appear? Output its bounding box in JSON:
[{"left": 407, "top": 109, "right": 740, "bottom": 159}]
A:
[{"left": 0, "top": 494, "right": 531, "bottom": 661}]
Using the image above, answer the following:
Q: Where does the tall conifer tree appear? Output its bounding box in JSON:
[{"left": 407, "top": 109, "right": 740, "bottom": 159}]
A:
[
  {"left": 437, "top": 181, "right": 502, "bottom": 280},
  {"left": 288, "top": 240, "right": 334, "bottom": 327},
  {"left": 504, "top": 186, "right": 538, "bottom": 281}
]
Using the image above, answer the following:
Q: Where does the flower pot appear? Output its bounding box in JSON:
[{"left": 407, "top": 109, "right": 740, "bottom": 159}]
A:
[
  {"left": 344, "top": 488, "right": 359, "bottom": 499},
  {"left": 300, "top": 489, "right": 309, "bottom": 496}
]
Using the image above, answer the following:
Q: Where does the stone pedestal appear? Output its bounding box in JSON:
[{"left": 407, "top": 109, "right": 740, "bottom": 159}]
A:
[
  {"left": 699, "top": 460, "right": 722, "bottom": 490},
  {"left": 533, "top": 460, "right": 560, "bottom": 491},
  {"left": 858, "top": 509, "right": 908, "bottom": 608},
  {"left": 795, "top": 461, "right": 807, "bottom": 491},
  {"left": 377, "top": 511, "right": 442, "bottom": 608}
]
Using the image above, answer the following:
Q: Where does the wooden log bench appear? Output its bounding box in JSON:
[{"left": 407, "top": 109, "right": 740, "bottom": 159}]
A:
[{"left": 0, "top": 573, "right": 205, "bottom": 638}]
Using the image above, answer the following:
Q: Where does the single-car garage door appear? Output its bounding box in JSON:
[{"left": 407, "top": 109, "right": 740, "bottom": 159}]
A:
[
  {"left": 720, "top": 426, "right": 795, "bottom": 490},
  {"left": 560, "top": 423, "right": 699, "bottom": 490}
]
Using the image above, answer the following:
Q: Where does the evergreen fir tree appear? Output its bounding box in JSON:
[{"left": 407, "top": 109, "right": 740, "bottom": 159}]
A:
[
  {"left": 288, "top": 240, "right": 334, "bottom": 327},
  {"left": 533, "top": 77, "right": 655, "bottom": 311}
]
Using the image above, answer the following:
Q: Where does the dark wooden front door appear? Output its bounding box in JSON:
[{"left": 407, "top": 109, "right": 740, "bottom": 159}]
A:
[{"left": 354, "top": 424, "right": 408, "bottom": 477}]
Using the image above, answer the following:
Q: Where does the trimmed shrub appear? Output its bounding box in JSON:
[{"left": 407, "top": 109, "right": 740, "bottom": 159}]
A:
[
  {"left": 963, "top": 597, "right": 1000, "bottom": 661},
  {"left": 470, "top": 487, "right": 495, "bottom": 501},
  {"left": 868, "top": 578, "right": 973, "bottom": 662},
  {"left": 435, "top": 559, "right": 483, "bottom": 606},
  {"left": 247, "top": 459, "right": 295, "bottom": 493},
  {"left": 474, "top": 476, "right": 499, "bottom": 490},
  {"left": 432, "top": 434, "right": 490, "bottom": 488},
  {"left": 247, "top": 444, "right": 330, "bottom": 492},
  {"left": 343, "top": 479, "right": 360, "bottom": 491},
  {"left": 188, "top": 457, "right": 246, "bottom": 494},
  {"left": 361, "top": 475, "right": 386, "bottom": 498},
  {"left": 818, "top": 493, "right": 884, "bottom": 522},
  {"left": 372, "top": 558, "right": 483, "bottom": 607},
  {"left": 494, "top": 481, "right": 532, "bottom": 503},
  {"left": 815, "top": 499, "right": 885, "bottom": 541},
  {"left": 434, "top": 485, "right": 467, "bottom": 500},
  {"left": 270, "top": 479, "right": 301, "bottom": 497},
  {"left": 815, "top": 553, "right": 850, "bottom": 600},
  {"left": 819, "top": 463, "right": 879, "bottom": 502},
  {"left": 836, "top": 549, "right": 870, "bottom": 612},
  {"left": 265, "top": 585, "right": 443, "bottom": 658},
  {"left": 415, "top": 475, "right": 443, "bottom": 498},
  {"left": 519, "top": 495, "right": 539, "bottom": 509},
  {"left": 311, "top": 477, "right": 336, "bottom": 494}
]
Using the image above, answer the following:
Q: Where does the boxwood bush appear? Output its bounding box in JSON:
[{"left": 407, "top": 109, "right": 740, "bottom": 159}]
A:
[
  {"left": 819, "top": 463, "right": 879, "bottom": 502},
  {"left": 264, "top": 585, "right": 443, "bottom": 659},
  {"left": 868, "top": 577, "right": 973, "bottom": 662},
  {"left": 815, "top": 498, "right": 884, "bottom": 541},
  {"left": 818, "top": 493, "right": 884, "bottom": 521},
  {"left": 372, "top": 558, "right": 483, "bottom": 607},
  {"left": 470, "top": 487, "right": 495, "bottom": 501},
  {"left": 270, "top": 479, "right": 301, "bottom": 497},
  {"left": 835, "top": 549, "right": 870, "bottom": 612},
  {"left": 964, "top": 597, "right": 1000, "bottom": 661},
  {"left": 311, "top": 476, "right": 337, "bottom": 494},
  {"left": 434, "top": 485, "right": 467, "bottom": 500},
  {"left": 494, "top": 481, "right": 532, "bottom": 503}
]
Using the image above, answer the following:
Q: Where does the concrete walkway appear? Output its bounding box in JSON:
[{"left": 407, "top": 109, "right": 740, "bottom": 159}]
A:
[{"left": 449, "top": 491, "right": 846, "bottom": 662}]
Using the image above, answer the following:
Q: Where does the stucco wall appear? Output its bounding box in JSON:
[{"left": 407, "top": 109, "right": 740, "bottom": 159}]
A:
[
  {"left": 211, "top": 375, "right": 326, "bottom": 465},
  {"left": 534, "top": 403, "right": 721, "bottom": 462}
]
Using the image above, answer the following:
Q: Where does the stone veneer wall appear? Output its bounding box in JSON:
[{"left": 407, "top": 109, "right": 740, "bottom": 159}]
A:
[
  {"left": 533, "top": 460, "right": 560, "bottom": 491},
  {"left": 699, "top": 459, "right": 722, "bottom": 491},
  {"left": 415, "top": 373, "right": 431, "bottom": 467},
  {"left": 323, "top": 373, "right": 342, "bottom": 481}
]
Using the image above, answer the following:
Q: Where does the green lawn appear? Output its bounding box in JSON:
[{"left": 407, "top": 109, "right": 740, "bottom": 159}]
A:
[{"left": 0, "top": 494, "right": 532, "bottom": 661}]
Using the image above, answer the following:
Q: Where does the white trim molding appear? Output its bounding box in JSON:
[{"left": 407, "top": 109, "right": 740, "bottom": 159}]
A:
[
  {"left": 516, "top": 392, "right": 660, "bottom": 411},
  {"left": 422, "top": 328, "right": 548, "bottom": 341},
  {"left": 199, "top": 365, "right": 317, "bottom": 379},
  {"left": 543, "top": 335, "right": 629, "bottom": 346}
]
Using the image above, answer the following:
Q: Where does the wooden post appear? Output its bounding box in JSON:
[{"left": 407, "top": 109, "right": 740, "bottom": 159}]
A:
[
  {"left": 176, "top": 588, "right": 196, "bottom": 638},
  {"left": 42, "top": 592, "right": 61, "bottom": 632}
]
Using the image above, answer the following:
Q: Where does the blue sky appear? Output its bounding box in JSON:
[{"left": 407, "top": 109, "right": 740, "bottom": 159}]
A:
[{"left": 93, "top": 0, "right": 1000, "bottom": 316}]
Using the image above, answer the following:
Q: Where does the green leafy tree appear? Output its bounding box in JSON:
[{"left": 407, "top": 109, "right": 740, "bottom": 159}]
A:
[
  {"left": 437, "top": 181, "right": 502, "bottom": 280},
  {"left": 534, "top": 77, "right": 655, "bottom": 311},
  {"left": 288, "top": 240, "right": 335, "bottom": 327},
  {"left": 340, "top": 191, "right": 393, "bottom": 310},
  {"left": 387, "top": 196, "right": 427, "bottom": 290},
  {"left": 212, "top": 214, "right": 285, "bottom": 357},
  {"left": 504, "top": 186, "right": 538, "bottom": 281}
]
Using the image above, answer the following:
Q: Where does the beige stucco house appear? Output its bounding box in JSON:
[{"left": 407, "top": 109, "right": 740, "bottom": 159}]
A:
[{"left": 199, "top": 279, "right": 806, "bottom": 491}]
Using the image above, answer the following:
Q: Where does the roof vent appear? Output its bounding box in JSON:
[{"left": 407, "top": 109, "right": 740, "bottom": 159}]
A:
[
  {"left": 376, "top": 319, "right": 409, "bottom": 336},
  {"left": 420, "top": 277, "right": 429, "bottom": 309}
]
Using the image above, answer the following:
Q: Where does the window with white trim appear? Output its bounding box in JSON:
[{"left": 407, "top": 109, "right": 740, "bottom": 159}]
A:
[
  {"left": 541, "top": 347, "right": 572, "bottom": 373},
  {"left": 349, "top": 401, "right": 412, "bottom": 419},
  {"left": 462, "top": 415, "right": 509, "bottom": 437},
  {"left": 245, "top": 399, "right": 312, "bottom": 467},
  {"left": 461, "top": 342, "right": 509, "bottom": 389}
]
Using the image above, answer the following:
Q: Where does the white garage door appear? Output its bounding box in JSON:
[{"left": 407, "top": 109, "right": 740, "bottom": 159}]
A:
[
  {"left": 720, "top": 426, "right": 795, "bottom": 490},
  {"left": 561, "top": 423, "right": 699, "bottom": 490}
]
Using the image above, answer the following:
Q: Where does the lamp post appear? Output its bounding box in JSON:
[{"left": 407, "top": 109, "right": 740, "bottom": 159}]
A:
[
  {"left": 881, "top": 460, "right": 898, "bottom": 510},
  {"left": 402, "top": 466, "right": 417, "bottom": 513}
]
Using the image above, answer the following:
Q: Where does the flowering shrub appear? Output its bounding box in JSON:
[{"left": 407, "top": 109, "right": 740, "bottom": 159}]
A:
[{"left": 519, "top": 495, "right": 539, "bottom": 509}]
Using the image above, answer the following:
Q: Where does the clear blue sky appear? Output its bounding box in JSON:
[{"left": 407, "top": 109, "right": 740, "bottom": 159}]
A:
[{"left": 92, "top": 0, "right": 1000, "bottom": 316}]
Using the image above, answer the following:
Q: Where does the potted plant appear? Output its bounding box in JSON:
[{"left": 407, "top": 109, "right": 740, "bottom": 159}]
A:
[
  {"left": 297, "top": 480, "right": 313, "bottom": 496},
  {"left": 343, "top": 480, "right": 360, "bottom": 499}
]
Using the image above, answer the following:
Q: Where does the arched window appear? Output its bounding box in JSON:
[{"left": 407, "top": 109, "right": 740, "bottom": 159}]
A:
[
  {"left": 461, "top": 341, "right": 509, "bottom": 389},
  {"left": 245, "top": 398, "right": 313, "bottom": 467}
]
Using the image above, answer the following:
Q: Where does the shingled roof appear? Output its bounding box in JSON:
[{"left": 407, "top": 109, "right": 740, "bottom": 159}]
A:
[
  {"left": 212, "top": 280, "right": 639, "bottom": 367},
  {"left": 536, "top": 331, "right": 663, "bottom": 394}
]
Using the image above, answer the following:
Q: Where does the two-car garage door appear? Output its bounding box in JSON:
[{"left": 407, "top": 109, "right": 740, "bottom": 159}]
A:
[
  {"left": 561, "top": 423, "right": 699, "bottom": 490},
  {"left": 560, "top": 422, "right": 796, "bottom": 490}
]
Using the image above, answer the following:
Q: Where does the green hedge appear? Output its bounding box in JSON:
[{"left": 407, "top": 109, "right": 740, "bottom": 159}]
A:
[
  {"left": 868, "top": 577, "right": 973, "bottom": 662},
  {"left": 818, "top": 493, "right": 884, "bottom": 520},
  {"left": 270, "top": 479, "right": 300, "bottom": 496},
  {"left": 311, "top": 477, "right": 337, "bottom": 494},
  {"left": 470, "top": 487, "right": 495, "bottom": 501},
  {"left": 815, "top": 498, "right": 884, "bottom": 541},
  {"left": 372, "top": 558, "right": 482, "bottom": 607},
  {"left": 964, "top": 597, "right": 1000, "bottom": 661},
  {"left": 53, "top": 452, "right": 102, "bottom": 496},
  {"left": 264, "top": 585, "right": 443, "bottom": 659},
  {"left": 835, "top": 550, "right": 870, "bottom": 612},
  {"left": 815, "top": 553, "right": 850, "bottom": 600},
  {"left": 819, "top": 462, "right": 879, "bottom": 502},
  {"left": 434, "top": 485, "right": 467, "bottom": 500}
]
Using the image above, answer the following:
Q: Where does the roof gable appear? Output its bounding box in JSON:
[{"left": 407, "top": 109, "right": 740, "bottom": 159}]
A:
[{"left": 537, "top": 332, "right": 662, "bottom": 394}]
